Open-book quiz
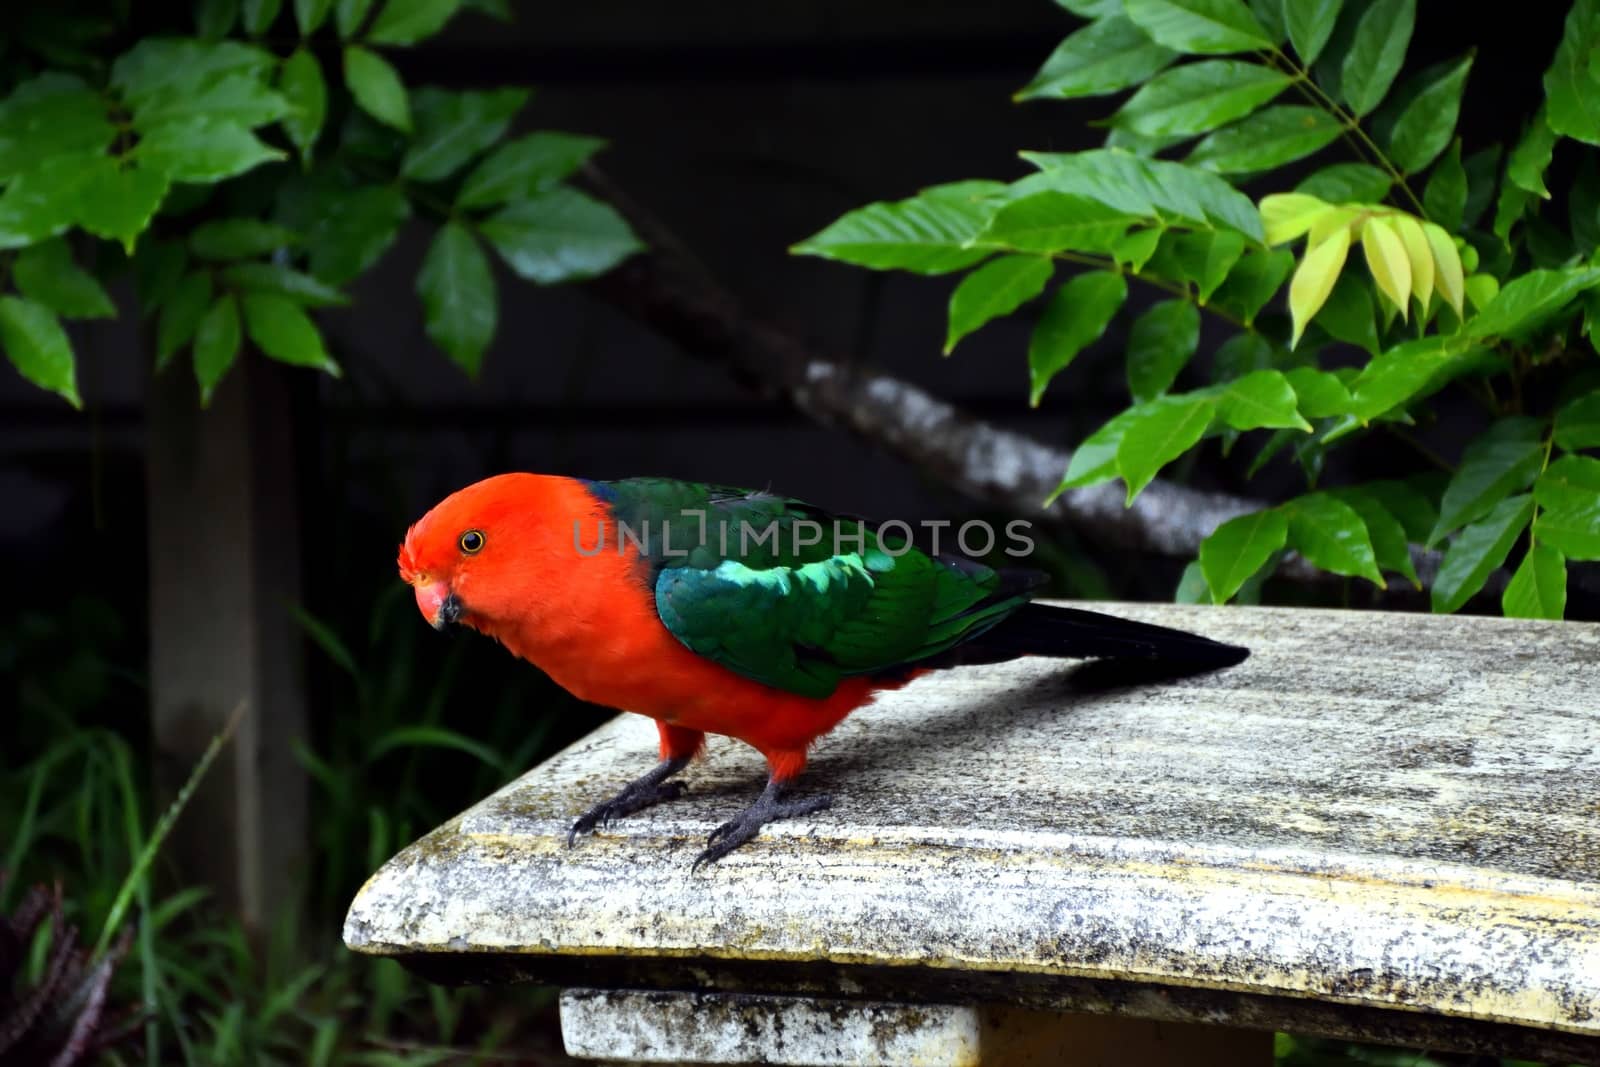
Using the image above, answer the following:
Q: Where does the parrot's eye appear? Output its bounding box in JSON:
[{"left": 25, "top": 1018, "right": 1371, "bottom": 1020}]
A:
[{"left": 459, "top": 530, "right": 485, "bottom": 554}]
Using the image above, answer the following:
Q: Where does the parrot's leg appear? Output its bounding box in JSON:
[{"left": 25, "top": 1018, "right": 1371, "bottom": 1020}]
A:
[
  {"left": 567, "top": 756, "right": 691, "bottom": 847},
  {"left": 692, "top": 777, "right": 832, "bottom": 870}
]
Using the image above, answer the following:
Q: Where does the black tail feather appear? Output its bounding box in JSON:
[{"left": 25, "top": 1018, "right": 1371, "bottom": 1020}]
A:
[{"left": 913, "top": 602, "right": 1249, "bottom": 673}]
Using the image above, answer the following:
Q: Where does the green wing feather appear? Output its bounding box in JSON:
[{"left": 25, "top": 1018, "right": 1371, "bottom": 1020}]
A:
[{"left": 591, "top": 477, "right": 1038, "bottom": 698}]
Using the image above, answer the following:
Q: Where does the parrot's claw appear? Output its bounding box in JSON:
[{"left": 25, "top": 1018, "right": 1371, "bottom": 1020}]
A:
[
  {"left": 567, "top": 757, "right": 690, "bottom": 847},
  {"left": 692, "top": 781, "right": 832, "bottom": 871}
]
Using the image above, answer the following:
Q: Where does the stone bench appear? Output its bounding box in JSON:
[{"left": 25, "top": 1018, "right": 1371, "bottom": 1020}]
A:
[{"left": 343, "top": 604, "right": 1600, "bottom": 1065}]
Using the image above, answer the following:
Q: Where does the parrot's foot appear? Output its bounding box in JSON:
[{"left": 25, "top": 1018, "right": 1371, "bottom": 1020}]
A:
[
  {"left": 567, "top": 757, "right": 690, "bottom": 847},
  {"left": 692, "top": 779, "right": 832, "bottom": 870}
]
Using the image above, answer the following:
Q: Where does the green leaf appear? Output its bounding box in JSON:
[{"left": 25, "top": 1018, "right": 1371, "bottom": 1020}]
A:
[
  {"left": 343, "top": 46, "right": 410, "bottom": 131},
  {"left": 1116, "top": 394, "right": 1216, "bottom": 502},
  {"left": 1054, "top": 406, "right": 1146, "bottom": 494},
  {"left": 1332, "top": 489, "right": 1419, "bottom": 585},
  {"left": 74, "top": 161, "right": 172, "bottom": 253},
  {"left": 190, "top": 218, "right": 299, "bottom": 260},
  {"left": 336, "top": 0, "right": 377, "bottom": 36},
  {"left": 479, "top": 187, "right": 644, "bottom": 284},
  {"left": 1288, "top": 225, "right": 1350, "bottom": 347},
  {"left": 1187, "top": 106, "right": 1342, "bottom": 173},
  {"left": 1245, "top": 0, "right": 1286, "bottom": 43},
  {"left": 1502, "top": 544, "right": 1566, "bottom": 619},
  {"left": 244, "top": 0, "right": 284, "bottom": 33},
  {"left": 0, "top": 73, "right": 116, "bottom": 181},
  {"left": 401, "top": 87, "right": 529, "bottom": 182},
  {"left": 1428, "top": 417, "right": 1545, "bottom": 545},
  {"left": 1386, "top": 53, "right": 1472, "bottom": 175},
  {"left": 1112, "top": 60, "right": 1290, "bottom": 138},
  {"left": 193, "top": 293, "right": 242, "bottom": 403},
  {"left": 1431, "top": 494, "right": 1535, "bottom": 612},
  {"left": 1200, "top": 508, "right": 1288, "bottom": 602},
  {"left": 197, "top": 0, "right": 240, "bottom": 37},
  {"left": 367, "top": 0, "right": 462, "bottom": 45},
  {"left": 417, "top": 222, "right": 496, "bottom": 375},
  {"left": 137, "top": 119, "right": 284, "bottom": 182},
  {"left": 1122, "top": 0, "right": 1272, "bottom": 54},
  {"left": 1126, "top": 298, "right": 1200, "bottom": 401},
  {"left": 973, "top": 191, "right": 1136, "bottom": 254},
  {"left": 0, "top": 154, "right": 112, "bottom": 251},
  {"left": 1534, "top": 501, "right": 1600, "bottom": 560},
  {"left": 280, "top": 49, "right": 328, "bottom": 162},
  {"left": 157, "top": 272, "right": 215, "bottom": 370},
  {"left": 1508, "top": 104, "right": 1559, "bottom": 200},
  {"left": 134, "top": 240, "right": 190, "bottom": 315},
  {"left": 1214, "top": 369, "right": 1312, "bottom": 431},
  {"left": 0, "top": 296, "right": 79, "bottom": 407},
  {"left": 1016, "top": 17, "right": 1177, "bottom": 101},
  {"left": 298, "top": 184, "right": 410, "bottom": 283},
  {"left": 1423, "top": 140, "right": 1468, "bottom": 232},
  {"left": 1296, "top": 162, "right": 1391, "bottom": 203},
  {"left": 1468, "top": 267, "right": 1600, "bottom": 339},
  {"left": 112, "top": 39, "right": 276, "bottom": 113},
  {"left": 1571, "top": 162, "right": 1600, "bottom": 265},
  {"left": 1554, "top": 389, "right": 1600, "bottom": 451},
  {"left": 1284, "top": 366, "right": 1353, "bottom": 418},
  {"left": 1210, "top": 331, "right": 1273, "bottom": 382},
  {"left": 1112, "top": 227, "right": 1163, "bottom": 271},
  {"left": 1015, "top": 149, "right": 1263, "bottom": 240},
  {"left": 944, "top": 255, "right": 1054, "bottom": 353},
  {"left": 1340, "top": 0, "right": 1415, "bottom": 117},
  {"left": 1209, "top": 247, "right": 1293, "bottom": 324},
  {"left": 457, "top": 131, "right": 606, "bottom": 208},
  {"left": 1363, "top": 478, "right": 1439, "bottom": 543},
  {"left": 791, "top": 181, "right": 1006, "bottom": 274},
  {"left": 1535, "top": 454, "right": 1600, "bottom": 511},
  {"left": 1283, "top": 0, "right": 1342, "bottom": 65},
  {"left": 1175, "top": 560, "right": 1210, "bottom": 604},
  {"left": 1543, "top": 0, "right": 1600, "bottom": 145},
  {"left": 1055, "top": 0, "right": 1120, "bottom": 14},
  {"left": 1028, "top": 271, "right": 1128, "bottom": 405},
  {"left": 1348, "top": 336, "right": 1481, "bottom": 420},
  {"left": 242, "top": 292, "right": 340, "bottom": 374},
  {"left": 295, "top": 0, "right": 335, "bottom": 32},
  {"left": 1286, "top": 492, "right": 1384, "bottom": 586},
  {"left": 13, "top": 239, "right": 115, "bottom": 319},
  {"left": 1312, "top": 271, "right": 1379, "bottom": 354},
  {"left": 220, "top": 263, "right": 349, "bottom": 307},
  {"left": 1180, "top": 230, "right": 1247, "bottom": 303}
]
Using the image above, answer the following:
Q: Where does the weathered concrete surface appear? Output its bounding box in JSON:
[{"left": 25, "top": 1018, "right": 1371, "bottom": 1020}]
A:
[
  {"left": 560, "top": 989, "right": 981, "bottom": 1065},
  {"left": 344, "top": 604, "right": 1600, "bottom": 1061},
  {"left": 558, "top": 989, "right": 1271, "bottom": 1066}
]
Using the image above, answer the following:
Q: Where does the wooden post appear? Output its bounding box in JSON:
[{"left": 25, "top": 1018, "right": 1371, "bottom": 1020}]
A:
[{"left": 146, "top": 354, "right": 308, "bottom": 933}]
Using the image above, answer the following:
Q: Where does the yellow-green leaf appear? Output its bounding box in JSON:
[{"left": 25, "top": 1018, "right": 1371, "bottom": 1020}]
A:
[
  {"left": 1423, "top": 221, "right": 1464, "bottom": 316},
  {"left": 1258, "top": 192, "right": 1333, "bottom": 246},
  {"left": 1360, "top": 215, "right": 1411, "bottom": 319},
  {"left": 1390, "top": 213, "right": 1432, "bottom": 312},
  {"left": 1288, "top": 224, "right": 1350, "bottom": 347}
]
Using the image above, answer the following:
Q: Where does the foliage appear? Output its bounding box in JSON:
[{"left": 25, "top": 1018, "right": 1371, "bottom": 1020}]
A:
[
  {"left": 0, "top": 0, "right": 641, "bottom": 407},
  {"left": 797, "top": 0, "right": 1600, "bottom": 619},
  {"left": 0, "top": 880, "right": 139, "bottom": 1066},
  {"left": 0, "top": 574, "right": 582, "bottom": 1063}
]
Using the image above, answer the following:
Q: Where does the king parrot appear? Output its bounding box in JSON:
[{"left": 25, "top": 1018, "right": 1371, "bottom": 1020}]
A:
[{"left": 398, "top": 473, "right": 1248, "bottom": 867}]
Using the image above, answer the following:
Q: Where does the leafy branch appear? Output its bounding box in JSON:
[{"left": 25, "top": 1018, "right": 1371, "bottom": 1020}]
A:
[{"left": 794, "top": 0, "right": 1600, "bottom": 619}]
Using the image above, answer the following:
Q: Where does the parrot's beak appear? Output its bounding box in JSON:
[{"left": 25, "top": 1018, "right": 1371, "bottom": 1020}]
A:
[{"left": 414, "top": 580, "right": 462, "bottom": 631}]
